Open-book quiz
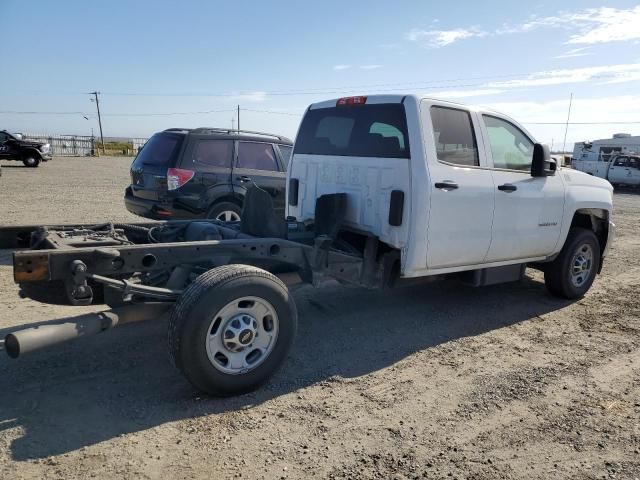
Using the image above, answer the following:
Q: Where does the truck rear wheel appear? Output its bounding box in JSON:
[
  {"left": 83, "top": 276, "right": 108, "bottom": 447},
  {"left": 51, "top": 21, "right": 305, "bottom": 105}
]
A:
[
  {"left": 168, "top": 265, "right": 297, "bottom": 396},
  {"left": 23, "top": 156, "right": 41, "bottom": 168},
  {"left": 544, "top": 227, "right": 600, "bottom": 299}
]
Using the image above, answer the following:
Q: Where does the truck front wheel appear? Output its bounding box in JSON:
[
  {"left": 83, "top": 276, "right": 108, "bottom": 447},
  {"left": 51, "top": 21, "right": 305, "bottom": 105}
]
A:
[
  {"left": 168, "top": 265, "right": 297, "bottom": 396},
  {"left": 23, "top": 155, "right": 41, "bottom": 168},
  {"left": 544, "top": 227, "right": 600, "bottom": 299}
]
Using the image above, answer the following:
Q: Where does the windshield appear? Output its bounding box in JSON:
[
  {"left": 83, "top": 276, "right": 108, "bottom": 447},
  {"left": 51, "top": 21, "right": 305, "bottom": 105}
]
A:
[
  {"left": 294, "top": 103, "right": 410, "bottom": 158},
  {"left": 133, "top": 133, "right": 184, "bottom": 167}
]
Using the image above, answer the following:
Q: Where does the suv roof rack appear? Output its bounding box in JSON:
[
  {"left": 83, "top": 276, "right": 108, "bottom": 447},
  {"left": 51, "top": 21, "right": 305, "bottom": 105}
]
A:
[
  {"left": 191, "top": 127, "right": 291, "bottom": 143},
  {"left": 163, "top": 128, "right": 192, "bottom": 133}
]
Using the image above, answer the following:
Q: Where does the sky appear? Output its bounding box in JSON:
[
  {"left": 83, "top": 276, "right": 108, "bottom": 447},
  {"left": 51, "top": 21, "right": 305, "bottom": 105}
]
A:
[{"left": 1, "top": 0, "right": 639, "bottom": 151}]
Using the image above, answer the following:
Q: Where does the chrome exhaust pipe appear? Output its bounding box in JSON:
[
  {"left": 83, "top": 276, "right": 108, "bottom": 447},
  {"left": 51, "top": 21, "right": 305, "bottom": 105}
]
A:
[{"left": 4, "top": 303, "right": 170, "bottom": 358}]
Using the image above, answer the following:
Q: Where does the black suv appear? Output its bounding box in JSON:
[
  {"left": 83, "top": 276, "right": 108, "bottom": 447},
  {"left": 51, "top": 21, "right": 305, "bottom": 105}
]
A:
[
  {"left": 124, "top": 128, "right": 292, "bottom": 221},
  {"left": 0, "top": 131, "right": 52, "bottom": 167}
]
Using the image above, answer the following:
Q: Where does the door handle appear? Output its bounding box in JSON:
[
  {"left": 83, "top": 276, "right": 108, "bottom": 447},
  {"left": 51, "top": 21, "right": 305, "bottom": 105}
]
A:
[
  {"left": 434, "top": 181, "right": 459, "bottom": 190},
  {"left": 238, "top": 175, "right": 252, "bottom": 183},
  {"left": 498, "top": 183, "right": 517, "bottom": 192}
]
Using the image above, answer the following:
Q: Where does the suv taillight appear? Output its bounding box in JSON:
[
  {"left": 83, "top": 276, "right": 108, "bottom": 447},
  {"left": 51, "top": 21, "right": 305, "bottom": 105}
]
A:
[{"left": 167, "top": 168, "right": 195, "bottom": 191}]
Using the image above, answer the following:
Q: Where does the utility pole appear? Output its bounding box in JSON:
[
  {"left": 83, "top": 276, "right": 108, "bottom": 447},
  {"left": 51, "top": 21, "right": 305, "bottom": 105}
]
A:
[
  {"left": 231, "top": 117, "right": 235, "bottom": 130},
  {"left": 237, "top": 104, "right": 240, "bottom": 131},
  {"left": 90, "top": 91, "right": 105, "bottom": 154},
  {"left": 561, "top": 93, "right": 573, "bottom": 154}
]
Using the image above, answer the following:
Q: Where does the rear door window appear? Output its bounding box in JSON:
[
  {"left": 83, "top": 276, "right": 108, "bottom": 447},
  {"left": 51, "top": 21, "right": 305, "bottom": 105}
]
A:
[
  {"left": 294, "top": 103, "right": 410, "bottom": 158},
  {"left": 133, "top": 133, "right": 184, "bottom": 167},
  {"left": 430, "top": 106, "right": 479, "bottom": 167},
  {"left": 237, "top": 142, "right": 279, "bottom": 171},
  {"left": 191, "top": 139, "right": 233, "bottom": 168}
]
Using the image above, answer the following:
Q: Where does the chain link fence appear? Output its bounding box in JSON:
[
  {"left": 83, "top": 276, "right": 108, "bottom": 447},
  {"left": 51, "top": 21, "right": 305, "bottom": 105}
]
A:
[{"left": 20, "top": 134, "right": 149, "bottom": 157}]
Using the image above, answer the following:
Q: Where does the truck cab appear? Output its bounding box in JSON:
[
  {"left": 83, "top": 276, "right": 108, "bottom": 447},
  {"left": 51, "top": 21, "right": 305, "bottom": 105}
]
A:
[
  {"left": 287, "top": 95, "right": 614, "bottom": 295},
  {"left": 607, "top": 154, "right": 640, "bottom": 187}
]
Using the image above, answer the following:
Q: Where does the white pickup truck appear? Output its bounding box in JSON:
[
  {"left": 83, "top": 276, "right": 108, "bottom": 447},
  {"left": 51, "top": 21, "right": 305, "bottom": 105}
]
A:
[
  {"left": 2, "top": 94, "right": 615, "bottom": 396},
  {"left": 288, "top": 94, "right": 615, "bottom": 299},
  {"left": 574, "top": 153, "right": 640, "bottom": 188}
]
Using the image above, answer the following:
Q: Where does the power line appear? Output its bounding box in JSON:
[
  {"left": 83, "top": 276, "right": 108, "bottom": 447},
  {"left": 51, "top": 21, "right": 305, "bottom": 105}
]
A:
[
  {"left": 0, "top": 109, "right": 236, "bottom": 117},
  {"left": 2, "top": 109, "right": 640, "bottom": 125},
  {"left": 241, "top": 108, "right": 302, "bottom": 116},
  {"left": 523, "top": 121, "right": 640, "bottom": 125}
]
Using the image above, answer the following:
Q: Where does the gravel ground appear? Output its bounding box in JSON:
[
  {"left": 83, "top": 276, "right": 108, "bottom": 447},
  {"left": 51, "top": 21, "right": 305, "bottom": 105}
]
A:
[{"left": 0, "top": 157, "right": 638, "bottom": 480}]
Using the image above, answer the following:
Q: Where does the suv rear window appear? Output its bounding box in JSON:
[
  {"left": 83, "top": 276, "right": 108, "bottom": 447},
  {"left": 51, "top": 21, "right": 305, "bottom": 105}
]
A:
[
  {"left": 133, "top": 133, "right": 184, "bottom": 167},
  {"left": 294, "top": 104, "right": 410, "bottom": 158}
]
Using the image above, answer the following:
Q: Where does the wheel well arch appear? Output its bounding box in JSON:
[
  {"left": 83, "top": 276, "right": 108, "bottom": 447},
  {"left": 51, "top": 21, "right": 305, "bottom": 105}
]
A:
[
  {"left": 207, "top": 195, "right": 243, "bottom": 213},
  {"left": 570, "top": 209, "right": 609, "bottom": 255},
  {"left": 22, "top": 148, "right": 42, "bottom": 159}
]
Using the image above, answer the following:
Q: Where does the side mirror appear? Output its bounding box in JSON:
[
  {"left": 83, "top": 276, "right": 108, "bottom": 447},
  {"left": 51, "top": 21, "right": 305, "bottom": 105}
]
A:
[{"left": 531, "top": 143, "right": 557, "bottom": 177}]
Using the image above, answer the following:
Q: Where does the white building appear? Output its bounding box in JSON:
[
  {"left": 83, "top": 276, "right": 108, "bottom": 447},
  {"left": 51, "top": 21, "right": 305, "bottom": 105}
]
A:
[{"left": 573, "top": 133, "right": 640, "bottom": 163}]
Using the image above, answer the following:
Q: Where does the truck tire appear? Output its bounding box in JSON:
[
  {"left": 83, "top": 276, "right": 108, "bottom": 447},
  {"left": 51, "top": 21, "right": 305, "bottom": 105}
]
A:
[
  {"left": 207, "top": 202, "right": 242, "bottom": 222},
  {"left": 23, "top": 155, "right": 41, "bottom": 168},
  {"left": 544, "top": 227, "right": 600, "bottom": 299},
  {"left": 168, "top": 265, "right": 297, "bottom": 396}
]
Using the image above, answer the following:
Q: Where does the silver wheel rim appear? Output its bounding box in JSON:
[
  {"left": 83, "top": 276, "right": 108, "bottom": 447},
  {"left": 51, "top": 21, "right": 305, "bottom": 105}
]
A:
[
  {"left": 215, "top": 210, "right": 240, "bottom": 222},
  {"left": 25, "top": 157, "right": 36, "bottom": 166},
  {"left": 570, "top": 243, "right": 594, "bottom": 288},
  {"left": 205, "top": 296, "right": 279, "bottom": 375}
]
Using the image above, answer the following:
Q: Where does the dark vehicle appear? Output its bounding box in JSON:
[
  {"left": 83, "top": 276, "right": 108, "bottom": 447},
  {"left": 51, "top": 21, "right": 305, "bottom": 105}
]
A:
[
  {"left": 124, "top": 128, "right": 293, "bottom": 221},
  {"left": 0, "top": 130, "right": 53, "bottom": 167}
]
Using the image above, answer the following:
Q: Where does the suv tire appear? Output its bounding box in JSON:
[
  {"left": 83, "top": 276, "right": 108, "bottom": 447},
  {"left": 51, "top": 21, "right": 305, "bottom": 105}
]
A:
[
  {"left": 168, "top": 265, "right": 298, "bottom": 396},
  {"left": 207, "top": 201, "right": 242, "bottom": 222},
  {"left": 544, "top": 227, "right": 600, "bottom": 299},
  {"left": 23, "top": 155, "right": 41, "bottom": 168}
]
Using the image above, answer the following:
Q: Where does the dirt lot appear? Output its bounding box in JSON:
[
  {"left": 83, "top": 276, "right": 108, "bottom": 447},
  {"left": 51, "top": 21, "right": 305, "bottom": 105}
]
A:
[{"left": 0, "top": 157, "right": 638, "bottom": 480}]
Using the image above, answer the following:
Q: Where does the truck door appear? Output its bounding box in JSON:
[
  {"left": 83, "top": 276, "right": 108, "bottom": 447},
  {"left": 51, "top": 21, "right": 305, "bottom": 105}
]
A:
[
  {"left": 421, "top": 102, "right": 494, "bottom": 269},
  {"left": 628, "top": 157, "right": 640, "bottom": 185},
  {"left": 0, "top": 132, "right": 17, "bottom": 159},
  {"left": 479, "top": 114, "right": 564, "bottom": 261},
  {"left": 608, "top": 156, "right": 629, "bottom": 185}
]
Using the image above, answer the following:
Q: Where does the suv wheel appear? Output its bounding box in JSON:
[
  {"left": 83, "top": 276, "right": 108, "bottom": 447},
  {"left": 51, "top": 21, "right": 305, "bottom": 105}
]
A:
[
  {"left": 23, "top": 156, "right": 41, "bottom": 168},
  {"left": 207, "top": 202, "right": 242, "bottom": 222}
]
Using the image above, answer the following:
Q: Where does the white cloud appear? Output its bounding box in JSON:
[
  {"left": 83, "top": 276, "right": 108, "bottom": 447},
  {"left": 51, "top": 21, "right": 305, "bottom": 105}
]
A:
[
  {"left": 425, "top": 89, "right": 506, "bottom": 99},
  {"left": 237, "top": 91, "right": 268, "bottom": 102},
  {"left": 554, "top": 47, "right": 591, "bottom": 59},
  {"left": 407, "top": 6, "right": 640, "bottom": 49},
  {"left": 566, "top": 6, "right": 640, "bottom": 44},
  {"left": 405, "top": 27, "right": 486, "bottom": 48},
  {"left": 360, "top": 65, "right": 382, "bottom": 70},
  {"left": 486, "top": 63, "right": 640, "bottom": 89},
  {"left": 333, "top": 64, "right": 351, "bottom": 71},
  {"left": 482, "top": 95, "right": 640, "bottom": 149}
]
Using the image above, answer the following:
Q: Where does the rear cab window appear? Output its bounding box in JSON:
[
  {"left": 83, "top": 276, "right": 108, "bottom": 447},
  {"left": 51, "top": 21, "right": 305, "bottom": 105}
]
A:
[
  {"left": 132, "top": 133, "right": 184, "bottom": 168},
  {"left": 294, "top": 103, "right": 410, "bottom": 158}
]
